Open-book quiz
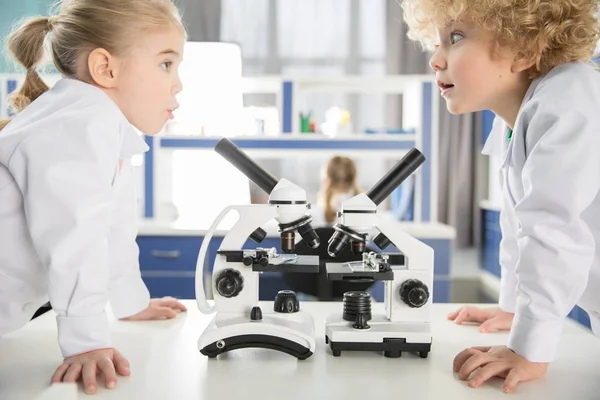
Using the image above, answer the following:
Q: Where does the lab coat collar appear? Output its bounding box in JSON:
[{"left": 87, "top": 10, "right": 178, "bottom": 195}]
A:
[
  {"left": 481, "top": 77, "right": 542, "bottom": 157},
  {"left": 53, "top": 78, "right": 149, "bottom": 158},
  {"left": 120, "top": 125, "right": 149, "bottom": 159}
]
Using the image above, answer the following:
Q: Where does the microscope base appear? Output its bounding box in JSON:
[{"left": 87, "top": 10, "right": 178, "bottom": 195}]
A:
[
  {"left": 325, "top": 314, "right": 432, "bottom": 358},
  {"left": 198, "top": 311, "right": 316, "bottom": 360}
]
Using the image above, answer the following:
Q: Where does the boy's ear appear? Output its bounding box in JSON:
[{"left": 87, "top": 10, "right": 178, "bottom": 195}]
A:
[{"left": 512, "top": 50, "right": 536, "bottom": 73}]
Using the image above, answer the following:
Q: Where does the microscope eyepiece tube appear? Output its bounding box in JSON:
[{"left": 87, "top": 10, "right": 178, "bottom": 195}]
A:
[
  {"left": 366, "top": 148, "right": 426, "bottom": 206},
  {"left": 215, "top": 137, "right": 279, "bottom": 194}
]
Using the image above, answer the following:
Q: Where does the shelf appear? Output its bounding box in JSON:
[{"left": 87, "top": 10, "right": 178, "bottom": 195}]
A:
[
  {"left": 240, "top": 75, "right": 435, "bottom": 94},
  {"left": 158, "top": 134, "right": 418, "bottom": 150}
]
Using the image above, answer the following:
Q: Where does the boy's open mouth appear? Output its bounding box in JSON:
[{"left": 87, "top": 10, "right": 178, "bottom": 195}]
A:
[{"left": 437, "top": 80, "right": 454, "bottom": 90}]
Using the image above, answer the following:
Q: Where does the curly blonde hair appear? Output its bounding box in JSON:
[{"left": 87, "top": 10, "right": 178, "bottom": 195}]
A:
[{"left": 401, "top": 0, "right": 600, "bottom": 78}]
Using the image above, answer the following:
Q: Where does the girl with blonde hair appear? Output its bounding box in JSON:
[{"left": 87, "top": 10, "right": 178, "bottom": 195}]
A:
[
  {"left": 319, "top": 156, "right": 361, "bottom": 225},
  {"left": 0, "top": 0, "right": 187, "bottom": 393}
]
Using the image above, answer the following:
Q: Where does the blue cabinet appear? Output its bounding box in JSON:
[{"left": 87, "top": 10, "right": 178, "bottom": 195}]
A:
[
  {"left": 137, "top": 235, "right": 282, "bottom": 301},
  {"left": 481, "top": 209, "right": 501, "bottom": 278},
  {"left": 138, "top": 236, "right": 203, "bottom": 271},
  {"left": 137, "top": 234, "right": 454, "bottom": 303}
]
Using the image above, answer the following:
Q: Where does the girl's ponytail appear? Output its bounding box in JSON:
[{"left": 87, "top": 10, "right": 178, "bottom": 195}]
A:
[{"left": 0, "top": 17, "right": 52, "bottom": 131}]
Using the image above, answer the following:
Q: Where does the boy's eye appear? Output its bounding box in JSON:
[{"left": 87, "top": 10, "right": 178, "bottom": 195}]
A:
[
  {"left": 161, "top": 61, "right": 173, "bottom": 71},
  {"left": 450, "top": 32, "right": 464, "bottom": 45}
]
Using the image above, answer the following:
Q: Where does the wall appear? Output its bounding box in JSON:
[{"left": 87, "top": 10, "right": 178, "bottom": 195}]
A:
[{"left": 0, "top": 0, "right": 54, "bottom": 73}]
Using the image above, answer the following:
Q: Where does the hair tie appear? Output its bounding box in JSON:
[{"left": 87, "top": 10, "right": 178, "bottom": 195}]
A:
[{"left": 47, "top": 16, "right": 56, "bottom": 31}]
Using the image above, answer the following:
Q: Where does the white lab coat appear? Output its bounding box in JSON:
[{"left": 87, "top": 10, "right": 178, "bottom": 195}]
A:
[
  {"left": 0, "top": 78, "right": 150, "bottom": 358},
  {"left": 482, "top": 61, "right": 600, "bottom": 362}
]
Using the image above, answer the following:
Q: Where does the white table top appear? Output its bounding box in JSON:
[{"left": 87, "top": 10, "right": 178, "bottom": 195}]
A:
[{"left": 2, "top": 301, "right": 599, "bottom": 400}]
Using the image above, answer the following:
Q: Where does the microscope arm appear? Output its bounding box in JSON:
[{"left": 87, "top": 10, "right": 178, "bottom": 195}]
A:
[
  {"left": 375, "top": 216, "right": 433, "bottom": 271},
  {"left": 195, "top": 204, "right": 278, "bottom": 313}
]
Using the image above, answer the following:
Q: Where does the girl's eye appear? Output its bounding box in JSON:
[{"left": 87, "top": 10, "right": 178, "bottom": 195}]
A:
[
  {"left": 450, "top": 32, "right": 464, "bottom": 45},
  {"left": 161, "top": 61, "right": 172, "bottom": 71}
]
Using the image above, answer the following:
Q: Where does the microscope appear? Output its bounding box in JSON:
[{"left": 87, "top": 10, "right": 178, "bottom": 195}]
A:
[
  {"left": 195, "top": 138, "right": 321, "bottom": 360},
  {"left": 324, "top": 148, "right": 434, "bottom": 358}
]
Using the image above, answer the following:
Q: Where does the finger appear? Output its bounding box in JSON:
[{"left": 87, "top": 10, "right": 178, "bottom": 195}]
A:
[
  {"left": 160, "top": 297, "right": 187, "bottom": 312},
  {"left": 50, "top": 363, "right": 70, "bottom": 384},
  {"left": 458, "top": 352, "right": 495, "bottom": 380},
  {"left": 157, "top": 306, "right": 178, "bottom": 319},
  {"left": 453, "top": 347, "right": 491, "bottom": 372},
  {"left": 174, "top": 301, "right": 187, "bottom": 312},
  {"left": 467, "top": 362, "right": 510, "bottom": 388},
  {"left": 448, "top": 306, "right": 464, "bottom": 320},
  {"left": 503, "top": 369, "right": 520, "bottom": 393},
  {"left": 98, "top": 356, "right": 118, "bottom": 389},
  {"left": 455, "top": 307, "right": 486, "bottom": 324},
  {"left": 113, "top": 349, "right": 131, "bottom": 376},
  {"left": 479, "top": 318, "right": 497, "bottom": 333},
  {"left": 480, "top": 317, "right": 510, "bottom": 333},
  {"left": 453, "top": 348, "right": 483, "bottom": 372},
  {"left": 82, "top": 362, "right": 98, "bottom": 394},
  {"left": 62, "top": 363, "right": 83, "bottom": 383}
]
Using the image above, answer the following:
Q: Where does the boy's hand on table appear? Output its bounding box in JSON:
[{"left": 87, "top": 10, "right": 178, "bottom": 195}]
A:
[
  {"left": 453, "top": 345, "right": 548, "bottom": 393},
  {"left": 448, "top": 305, "right": 514, "bottom": 333}
]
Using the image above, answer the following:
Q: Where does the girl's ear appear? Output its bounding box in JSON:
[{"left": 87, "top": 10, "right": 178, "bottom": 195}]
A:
[{"left": 88, "top": 48, "right": 118, "bottom": 88}]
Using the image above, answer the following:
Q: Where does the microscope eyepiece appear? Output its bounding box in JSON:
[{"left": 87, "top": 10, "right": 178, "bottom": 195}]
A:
[
  {"left": 215, "top": 138, "right": 279, "bottom": 194},
  {"left": 366, "top": 148, "right": 425, "bottom": 206}
]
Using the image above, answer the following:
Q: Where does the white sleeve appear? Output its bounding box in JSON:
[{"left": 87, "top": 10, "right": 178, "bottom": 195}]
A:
[
  {"left": 107, "top": 160, "right": 150, "bottom": 319},
  {"left": 497, "top": 206, "right": 518, "bottom": 313},
  {"left": 507, "top": 104, "right": 600, "bottom": 363},
  {"left": 9, "top": 114, "right": 120, "bottom": 358},
  {"left": 484, "top": 115, "right": 519, "bottom": 313}
]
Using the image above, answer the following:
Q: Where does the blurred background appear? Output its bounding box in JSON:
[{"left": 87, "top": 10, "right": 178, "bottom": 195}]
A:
[{"left": 1, "top": 0, "right": 598, "bottom": 325}]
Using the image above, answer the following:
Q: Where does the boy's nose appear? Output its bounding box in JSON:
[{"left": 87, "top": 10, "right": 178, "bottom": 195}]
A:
[{"left": 429, "top": 49, "right": 447, "bottom": 72}]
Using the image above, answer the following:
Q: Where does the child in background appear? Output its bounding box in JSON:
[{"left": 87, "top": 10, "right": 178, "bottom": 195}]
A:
[
  {"left": 0, "top": 0, "right": 187, "bottom": 394},
  {"left": 402, "top": 0, "right": 600, "bottom": 393},
  {"left": 313, "top": 156, "right": 361, "bottom": 227}
]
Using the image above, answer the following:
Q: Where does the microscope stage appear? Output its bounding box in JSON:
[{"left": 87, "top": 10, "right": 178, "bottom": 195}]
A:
[
  {"left": 325, "top": 262, "right": 394, "bottom": 281},
  {"left": 253, "top": 255, "right": 319, "bottom": 273}
]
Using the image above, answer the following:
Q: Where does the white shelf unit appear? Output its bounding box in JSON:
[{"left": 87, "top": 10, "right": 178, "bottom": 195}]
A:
[{"left": 147, "top": 74, "right": 441, "bottom": 226}]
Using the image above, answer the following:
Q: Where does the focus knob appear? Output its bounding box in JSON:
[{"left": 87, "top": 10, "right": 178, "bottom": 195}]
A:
[
  {"left": 216, "top": 269, "right": 244, "bottom": 298},
  {"left": 273, "top": 290, "right": 299, "bottom": 313},
  {"left": 399, "top": 279, "right": 429, "bottom": 308}
]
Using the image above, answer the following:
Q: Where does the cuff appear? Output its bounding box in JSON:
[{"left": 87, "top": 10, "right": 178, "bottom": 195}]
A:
[
  {"left": 108, "top": 276, "right": 150, "bottom": 319},
  {"left": 57, "top": 313, "right": 111, "bottom": 358},
  {"left": 507, "top": 312, "right": 564, "bottom": 362}
]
